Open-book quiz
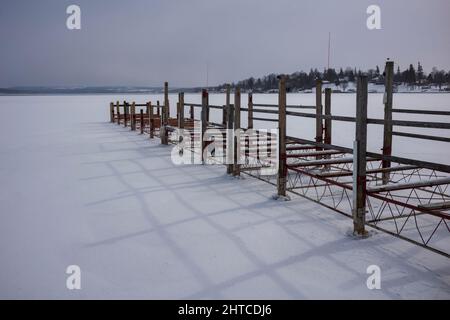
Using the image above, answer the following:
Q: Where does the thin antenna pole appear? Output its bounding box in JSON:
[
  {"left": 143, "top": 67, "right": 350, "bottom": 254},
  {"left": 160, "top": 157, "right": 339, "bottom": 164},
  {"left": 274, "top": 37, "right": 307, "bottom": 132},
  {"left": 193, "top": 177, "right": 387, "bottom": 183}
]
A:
[
  {"left": 206, "top": 63, "right": 209, "bottom": 89},
  {"left": 327, "top": 32, "right": 331, "bottom": 71}
]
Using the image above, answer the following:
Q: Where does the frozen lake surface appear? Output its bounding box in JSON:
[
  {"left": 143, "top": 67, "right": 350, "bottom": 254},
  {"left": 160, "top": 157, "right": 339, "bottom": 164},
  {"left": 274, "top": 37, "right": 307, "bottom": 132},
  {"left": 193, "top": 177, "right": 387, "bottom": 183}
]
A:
[{"left": 0, "top": 94, "right": 449, "bottom": 299}]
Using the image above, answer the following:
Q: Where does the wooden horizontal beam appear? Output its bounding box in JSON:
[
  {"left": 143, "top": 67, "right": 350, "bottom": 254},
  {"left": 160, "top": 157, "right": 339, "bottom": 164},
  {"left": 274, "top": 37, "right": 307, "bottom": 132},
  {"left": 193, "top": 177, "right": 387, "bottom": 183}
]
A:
[
  {"left": 418, "top": 201, "right": 450, "bottom": 211},
  {"left": 393, "top": 131, "right": 450, "bottom": 143},
  {"left": 368, "top": 177, "right": 450, "bottom": 193}
]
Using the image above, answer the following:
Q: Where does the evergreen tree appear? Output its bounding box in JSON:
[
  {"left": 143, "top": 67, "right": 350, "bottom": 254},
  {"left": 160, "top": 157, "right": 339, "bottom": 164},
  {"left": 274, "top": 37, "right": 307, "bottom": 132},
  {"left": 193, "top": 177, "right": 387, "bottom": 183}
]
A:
[
  {"left": 417, "top": 62, "right": 424, "bottom": 85},
  {"left": 408, "top": 64, "right": 416, "bottom": 85}
]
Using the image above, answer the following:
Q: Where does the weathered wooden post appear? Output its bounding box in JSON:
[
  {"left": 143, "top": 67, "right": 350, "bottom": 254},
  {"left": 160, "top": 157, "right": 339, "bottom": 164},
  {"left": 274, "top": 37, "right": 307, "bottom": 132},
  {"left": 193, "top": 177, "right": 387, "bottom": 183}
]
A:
[
  {"left": 190, "top": 105, "right": 194, "bottom": 120},
  {"left": 205, "top": 90, "right": 210, "bottom": 124},
  {"left": 201, "top": 89, "right": 209, "bottom": 163},
  {"left": 315, "top": 80, "right": 323, "bottom": 158},
  {"left": 248, "top": 92, "right": 253, "bottom": 130},
  {"left": 140, "top": 109, "right": 144, "bottom": 134},
  {"left": 353, "top": 75, "right": 368, "bottom": 236},
  {"left": 277, "top": 76, "right": 287, "bottom": 198},
  {"left": 116, "top": 101, "right": 120, "bottom": 124},
  {"left": 233, "top": 88, "right": 241, "bottom": 176},
  {"left": 124, "top": 101, "right": 128, "bottom": 127},
  {"left": 324, "top": 88, "right": 332, "bottom": 166},
  {"left": 157, "top": 100, "right": 161, "bottom": 117},
  {"left": 161, "top": 83, "right": 169, "bottom": 145},
  {"left": 178, "top": 92, "right": 185, "bottom": 129},
  {"left": 226, "top": 104, "right": 235, "bottom": 174},
  {"left": 324, "top": 88, "right": 332, "bottom": 145},
  {"left": 222, "top": 84, "right": 230, "bottom": 127},
  {"left": 131, "top": 102, "right": 136, "bottom": 130},
  {"left": 148, "top": 102, "right": 154, "bottom": 139},
  {"left": 110, "top": 103, "right": 114, "bottom": 122},
  {"left": 382, "top": 60, "right": 394, "bottom": 184}
]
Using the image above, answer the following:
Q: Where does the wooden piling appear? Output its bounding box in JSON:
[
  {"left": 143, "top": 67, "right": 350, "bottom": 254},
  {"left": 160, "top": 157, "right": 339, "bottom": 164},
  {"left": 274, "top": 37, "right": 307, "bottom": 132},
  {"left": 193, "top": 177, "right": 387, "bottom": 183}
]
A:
[
  {"left": 157, "top": 100, "right": 161, "bottom": 117},
  {"left": 382, "top": 61, "right": 394, "bottom": 184},
  {"left": 124, "top": 101, "right": 128, "bottom": 127},
  {"left": 315, "top": 80, "right": 323, "bottom": 158},
  {"left": 140, "top": 109, "right": 144, "bottom": 134},
  {"left": 277, "top": 76, "right": 287, "bottom": 197},
  {"left": 223, "top": 84, "right": 230, "bottom": 127},
  {"left": 353, "top": 75, "right": 368, "bottom": 236},
  {"left": 165, "top": 82, "right": 170, "bottom": 119},
  {"left": 161, "top": 83, "right": 169, "bottom": 145},
  {"left": 110, "top": 103, "right": 114, "bottom": 122},
  {"left": 248, "top": 92, "right": 253, "bottom": 130},
  {"left": 205, "top": 90, "right": 210, "bottom": 123},
  {"left": 190, "top": 105, "right": 194, "bottom": 120},
  {"left": 148, "top": 102, "right": 154, "bottom": 139},
  {"left": 116, "top": 101, "right": 120, "bottom": 124},
  {"left": 324, "top": 88, "right": 332, "bottom": 166},
  {"left": 201, "top": 89, "right": 209, "bottom": 163},
  {"left": 233, "top": 88, "right": 241, "bottom": 176},
  {"left": 131, "top": 102, "right": 136, "bottom": 130},
  {"left": 227, "top": 104, "right": 235, "bottom": 174},
  {"left": 178, "top": 92, "right": 185, "bottom": 130}
]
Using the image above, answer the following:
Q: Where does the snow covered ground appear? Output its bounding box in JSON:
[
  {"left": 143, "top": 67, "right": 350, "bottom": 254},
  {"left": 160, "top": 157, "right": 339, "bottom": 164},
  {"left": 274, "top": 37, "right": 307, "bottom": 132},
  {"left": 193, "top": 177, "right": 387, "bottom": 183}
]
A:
[{"left": 0, "top": 94, "right": 449, "bottom": 299}]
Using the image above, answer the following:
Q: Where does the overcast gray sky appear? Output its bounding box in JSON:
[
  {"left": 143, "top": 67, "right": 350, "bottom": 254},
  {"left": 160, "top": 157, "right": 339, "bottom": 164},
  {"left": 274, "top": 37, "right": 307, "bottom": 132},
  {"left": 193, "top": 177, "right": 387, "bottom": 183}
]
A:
[{"left": 1, "top": 0, "right": 449, "bottom": 87}]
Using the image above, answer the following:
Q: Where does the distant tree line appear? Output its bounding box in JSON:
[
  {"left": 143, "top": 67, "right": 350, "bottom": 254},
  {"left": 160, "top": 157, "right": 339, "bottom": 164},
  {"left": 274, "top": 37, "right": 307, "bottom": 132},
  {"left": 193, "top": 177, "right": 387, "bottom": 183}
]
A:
[{"left": 215, "top": 62, "right": 450, "bottom": 92}]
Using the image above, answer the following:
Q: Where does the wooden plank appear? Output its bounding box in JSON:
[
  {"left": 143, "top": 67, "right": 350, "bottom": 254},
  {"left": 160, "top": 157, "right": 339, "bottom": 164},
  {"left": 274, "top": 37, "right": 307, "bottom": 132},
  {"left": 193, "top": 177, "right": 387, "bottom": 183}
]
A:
[
  {"left": 368, "top": 177, "right": 450, "bottom": 193},
  {"left": 418, "top": 201, "right": 450, "bottom": 211},
  {"left": 392, "top": 131, "right": 450, "bottom": 143},
  {"left": 288, "top": 157, "right": 365, "bottom": 167},
  {"left": 319, "top": 165, "right": 417, "bottom": 178},
  {"left": 392, "top": 109, "right": 450, "bottom": 116},
  {"left": 286, "top": 150, "right": 344, "bottom": 158}
]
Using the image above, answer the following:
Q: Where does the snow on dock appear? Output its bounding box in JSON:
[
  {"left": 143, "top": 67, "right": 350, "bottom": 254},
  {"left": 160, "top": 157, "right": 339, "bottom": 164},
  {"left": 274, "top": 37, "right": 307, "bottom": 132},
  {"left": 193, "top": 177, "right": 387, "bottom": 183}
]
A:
[{"left": 0, "top": 95, "right": 448, "bottom": 299}]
